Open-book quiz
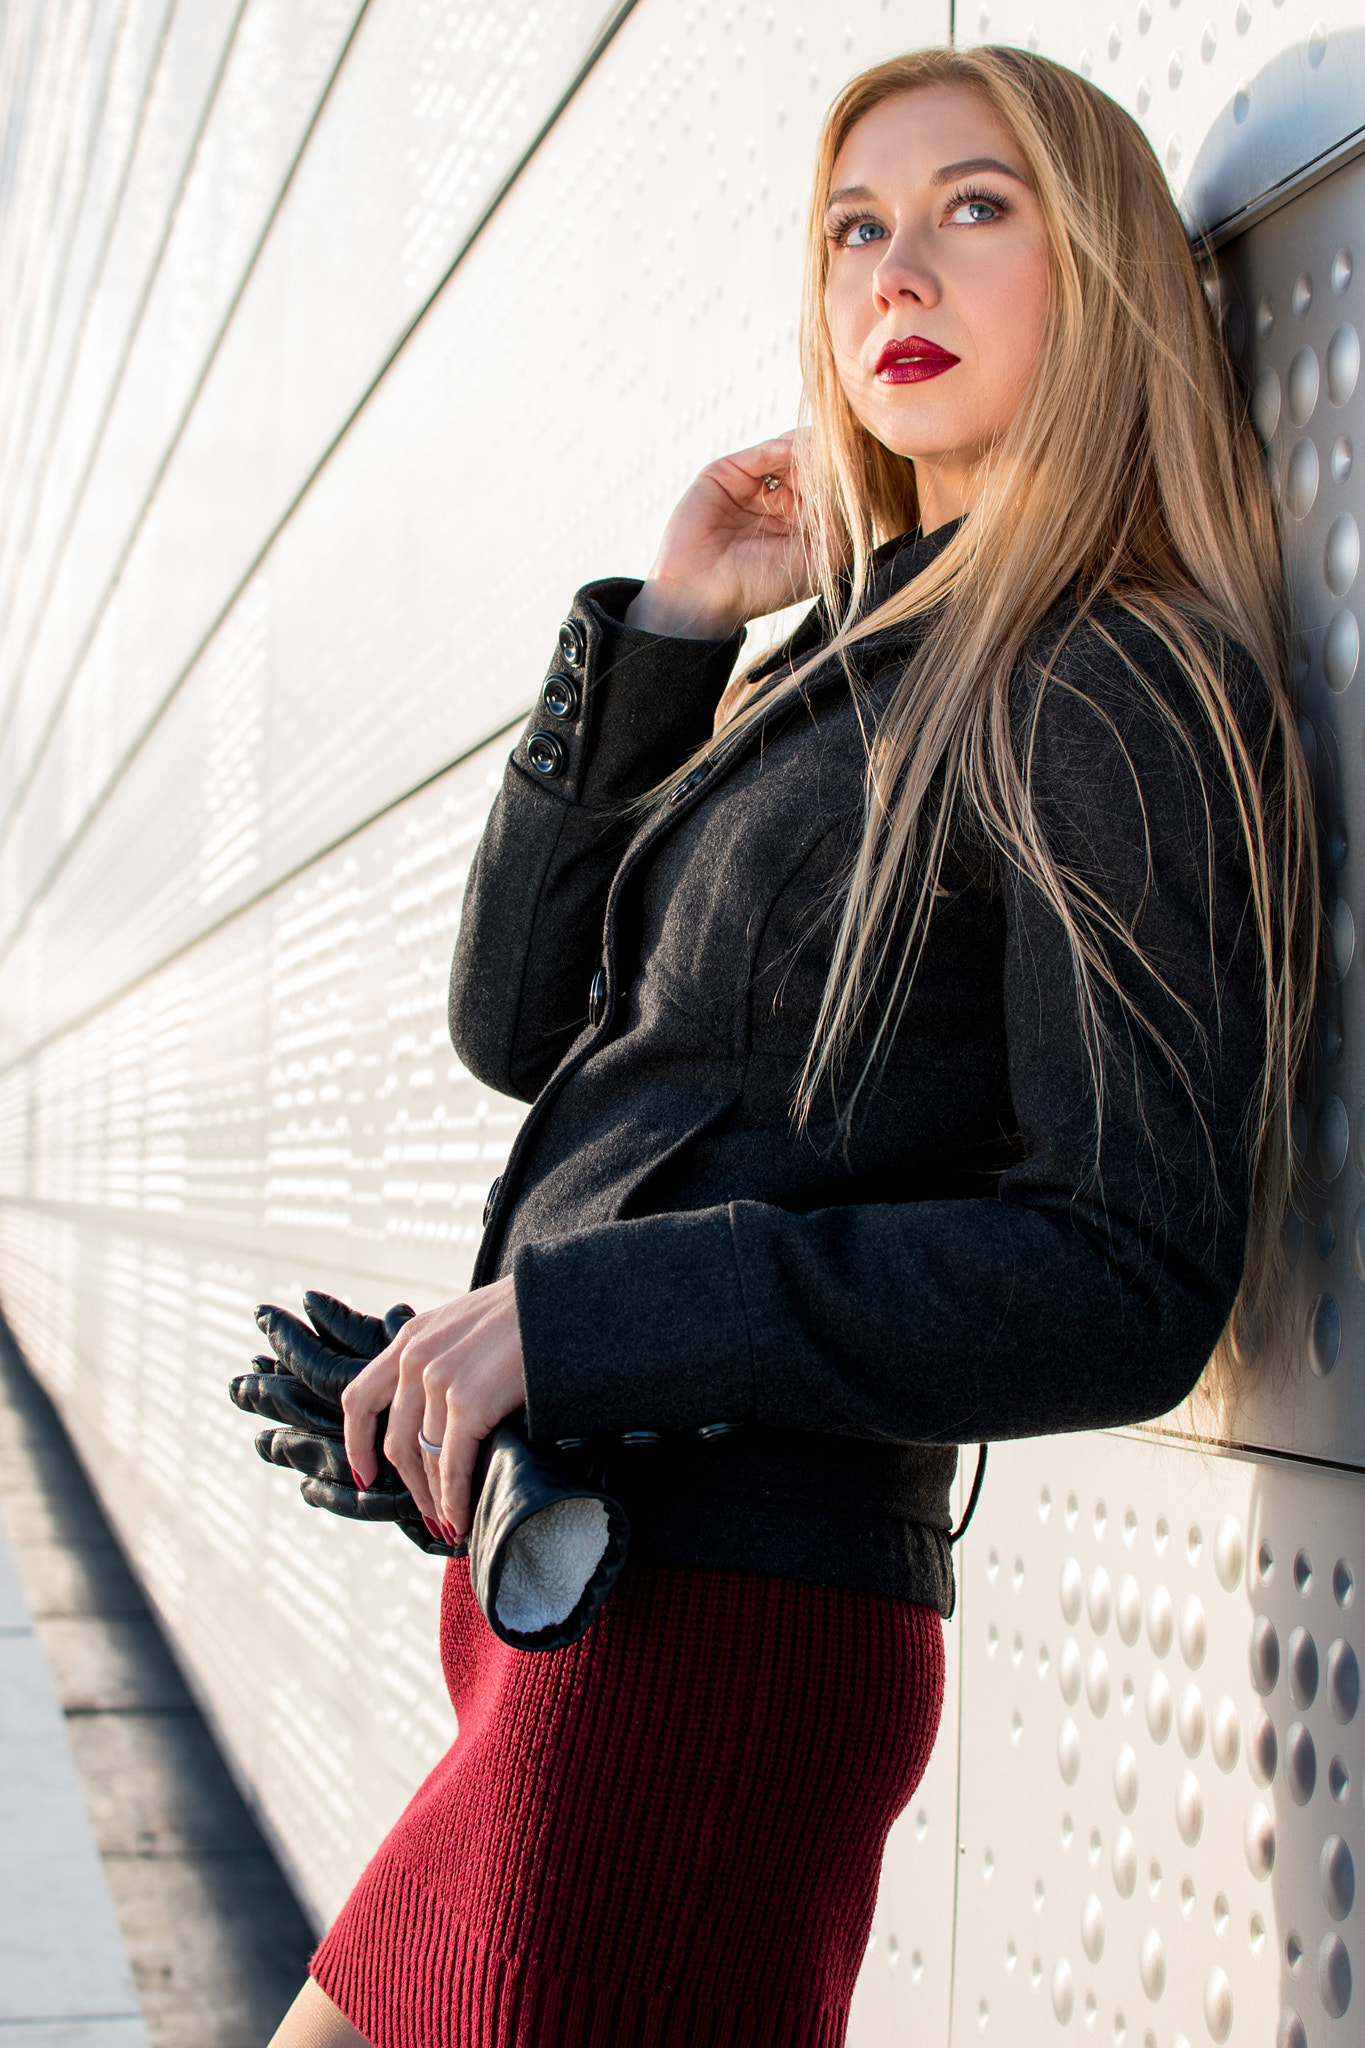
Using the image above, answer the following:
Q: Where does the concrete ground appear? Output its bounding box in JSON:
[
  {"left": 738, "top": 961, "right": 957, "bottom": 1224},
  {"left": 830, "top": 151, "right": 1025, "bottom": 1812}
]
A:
[{"left": 0, "top": 1324, "right": 316, "bottom": 2048}]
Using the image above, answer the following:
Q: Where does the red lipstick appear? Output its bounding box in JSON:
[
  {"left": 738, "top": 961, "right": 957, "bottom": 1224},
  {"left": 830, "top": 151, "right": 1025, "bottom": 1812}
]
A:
[{"left": 875, "top": 335, "right": 960, "bottom": 383}]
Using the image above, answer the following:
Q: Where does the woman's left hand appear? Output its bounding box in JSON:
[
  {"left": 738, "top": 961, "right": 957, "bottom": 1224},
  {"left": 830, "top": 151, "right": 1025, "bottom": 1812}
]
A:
[{"left": 341, "top": 1277, "right": 526, "bottom": 1545}]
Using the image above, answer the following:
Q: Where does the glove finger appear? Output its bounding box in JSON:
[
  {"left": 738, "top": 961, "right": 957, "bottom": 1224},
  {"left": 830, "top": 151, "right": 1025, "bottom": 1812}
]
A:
[
  {"left": 301, "top": 1290, "right": 390, "bottom": 1360},
  {"left": 299, "top": 1476, "right": 417, "bottom": 1523},
  {"left": 396, "top": 1517, "right": 464, "bottom": 1558},
  {"left": 231, "top": 1374, "right": 344, "bottom": 1433},
  {"left": 255, "top": 1428, "right": 353, "bottom": 1481},
  {"left": 254, "top": 1304, "right": 361, "bottom": 1404},
  {"left": 383, "top": 1302, "right": 416, "bottom": 1342}
]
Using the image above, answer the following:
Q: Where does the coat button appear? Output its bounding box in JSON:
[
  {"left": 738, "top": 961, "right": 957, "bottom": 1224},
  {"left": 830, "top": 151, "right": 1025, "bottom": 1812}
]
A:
[
  {"left": 482, "top": 1176, "right": 502, "bottom": 1227},
  {"left": 543, "top": 673, "right": 579, "bottom": 720},
  {"left": 669, "top": 763, "right": 709, "bottom": 804},
  {"left": 526, "top": 730, "right": 566, "bottom": 776},
  {"left": 558, "top": 619, "right": 586, "bottom": 669},
  {"left": 588, "top": 967, "right": 606, "bottom": 1027}
]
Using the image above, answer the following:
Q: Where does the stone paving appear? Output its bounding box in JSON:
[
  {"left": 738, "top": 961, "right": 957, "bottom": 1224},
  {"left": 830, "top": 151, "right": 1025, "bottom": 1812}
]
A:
[{"left": 0, "top": 1327, "right": 315, "bottom": 2048}]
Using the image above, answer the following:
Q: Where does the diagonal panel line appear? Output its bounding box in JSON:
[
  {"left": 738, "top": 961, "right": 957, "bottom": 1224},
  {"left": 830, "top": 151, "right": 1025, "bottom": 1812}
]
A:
[
  {"left": 0, "top": 0, "right": 643, "bottom": 993},
  {"left": 0, "top": 0, "right": 178, "bottom": 650},
  {"left": 0, "top": 0, "right": 379, "bottom": 774},
  {"left": 0, "top": 0, "right": 251, "bottom": 762},
  {"left": 0, "top": 704, "right": 528, "bottom": 1086}
]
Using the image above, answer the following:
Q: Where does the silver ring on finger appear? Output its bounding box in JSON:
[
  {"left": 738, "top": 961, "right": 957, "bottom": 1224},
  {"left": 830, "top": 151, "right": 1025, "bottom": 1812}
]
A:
[
  {"left": 417, "top": 1427, "right": 443, "bottom": 1456},
  {"left": 762, "top": 472, "right": 781, "bottom": 493}
]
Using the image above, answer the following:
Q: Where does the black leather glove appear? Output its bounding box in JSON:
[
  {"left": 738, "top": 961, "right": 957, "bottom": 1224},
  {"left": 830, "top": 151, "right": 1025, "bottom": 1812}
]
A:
[
  {"left": 231, "top": 1291, "right": 458, "bottom": 1558},
  {"left": 230, "top": 1290, "right": 631, "bottom": 1647},
  {"left": 469, "top": 1421, "right": 629, "bottom": 1652}
]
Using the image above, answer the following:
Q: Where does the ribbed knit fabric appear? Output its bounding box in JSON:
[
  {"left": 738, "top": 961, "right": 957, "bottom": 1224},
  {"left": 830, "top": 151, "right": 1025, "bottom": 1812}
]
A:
[{"left": 312, "top": 1560, "right": 944, "bottom": 2048}]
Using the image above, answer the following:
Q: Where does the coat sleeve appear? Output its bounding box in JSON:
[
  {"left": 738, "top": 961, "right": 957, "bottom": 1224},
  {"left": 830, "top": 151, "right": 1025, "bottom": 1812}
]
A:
[
  {"left": 449, "top": 580, "right": 745, "bottom": 1101},
  {"left": 512, "top": 623, "right": 1272, "bottom": 1446}
]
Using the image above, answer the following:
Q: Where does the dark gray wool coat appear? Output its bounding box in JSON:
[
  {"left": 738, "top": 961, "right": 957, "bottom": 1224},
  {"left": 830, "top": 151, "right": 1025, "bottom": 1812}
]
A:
[{"left": 450, "top": 521, "right": 1270, "bottom": 1617}]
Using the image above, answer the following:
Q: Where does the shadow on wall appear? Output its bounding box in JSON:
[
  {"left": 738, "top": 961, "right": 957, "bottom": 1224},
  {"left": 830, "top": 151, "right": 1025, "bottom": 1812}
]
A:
[
  {"left": 1243, "top": 1458, "right": 1359, "bottom": 2048},
  {"left": 1185, "top": 28, "right": 1365, "bottom": 231}
]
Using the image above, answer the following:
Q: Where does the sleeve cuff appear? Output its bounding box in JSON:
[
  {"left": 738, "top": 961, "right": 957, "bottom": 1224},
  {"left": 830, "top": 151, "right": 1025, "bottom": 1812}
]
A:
[
  {"left": 511, "top": 582, "right": 746, "bottom": 809},
  {"left": 512, "top": 1208, "right": 756, "bottom": 1443}
]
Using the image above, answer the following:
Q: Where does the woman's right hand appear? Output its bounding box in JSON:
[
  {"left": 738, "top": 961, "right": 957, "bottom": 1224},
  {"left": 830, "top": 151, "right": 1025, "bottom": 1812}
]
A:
[{"left": 625, "top": 434, "right": 827, "bottom": 641}]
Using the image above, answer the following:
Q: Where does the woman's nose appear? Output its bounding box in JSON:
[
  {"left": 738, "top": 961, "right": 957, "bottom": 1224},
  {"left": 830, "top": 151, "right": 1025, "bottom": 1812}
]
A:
[{"left": 871, "top": 232, "right": 941, "bottom": 314}]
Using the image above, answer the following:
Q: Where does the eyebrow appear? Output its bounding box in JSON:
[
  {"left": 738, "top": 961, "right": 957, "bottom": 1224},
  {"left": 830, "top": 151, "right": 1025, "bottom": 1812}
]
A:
[{"left": 824, "top": 158, "right": 1027, "bottom": 210}]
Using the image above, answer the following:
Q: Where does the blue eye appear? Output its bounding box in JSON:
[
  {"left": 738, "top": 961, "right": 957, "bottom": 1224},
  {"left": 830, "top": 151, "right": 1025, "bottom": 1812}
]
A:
[
  {"left": 828, "top": 213, "right": 888, "bottom": 248},
  {"left": 946, "top": 187, "right": 1010, "bottom": 226}
]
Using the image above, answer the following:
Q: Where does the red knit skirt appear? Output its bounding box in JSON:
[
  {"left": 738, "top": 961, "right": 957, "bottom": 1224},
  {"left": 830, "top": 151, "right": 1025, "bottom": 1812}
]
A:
[{"left": 312, "top": 1558, "right": 944, "bottom": 2048}]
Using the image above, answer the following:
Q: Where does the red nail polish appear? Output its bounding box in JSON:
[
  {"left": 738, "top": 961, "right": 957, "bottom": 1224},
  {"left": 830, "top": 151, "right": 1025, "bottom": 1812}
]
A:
[
  {"left": 350, "top": 1465, "right": 364, "bottom": 1490},
  {"left": 442, "top": 1523, "right": 460, "bottom": 1545},
  {"left": 422, "top": 1515, "right": 442, "bottom": 1539}
]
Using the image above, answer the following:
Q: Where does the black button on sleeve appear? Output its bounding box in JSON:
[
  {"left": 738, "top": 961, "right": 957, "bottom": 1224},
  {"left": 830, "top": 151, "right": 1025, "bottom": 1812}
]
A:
[
  {"left": 587, "top": 968, "right": 606, "bottom": 1028},
  {"left": 542, "top": 673, "right": 580, "bottom": 720},
  {"left": 482, "top": 1176, "right": 502, "bottom": 1228},
  {"left": 557, "top": 618, "right": 586, "bottom": 669},
  {"left": 526, "top": 731, "right": 566, "bottom": 777}
]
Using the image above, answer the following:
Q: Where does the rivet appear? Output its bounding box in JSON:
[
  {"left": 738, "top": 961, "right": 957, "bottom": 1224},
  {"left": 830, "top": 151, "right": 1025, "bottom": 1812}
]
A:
[
  {"left": 1287, "top": 1625, "right": 1319, "bottom": 1707},
  {"left": 1320, "top": 1835, "right": 1355, "bottom": 1919},
  {"left": 1214, "top": 1515, "right": 1244, "bottom": 1590},
  {"left": 1287, "top": 345, "right": 1320, "bottom": 426},
  {"left": 1147, "top": 1585, "right": 1173, "bottom": 1656},
  {"left": 1253, "top": 365, "right": 1281, "bottom": 437},
  {"left": 1113, "top": 1744, "right": 1139, "bottom": 1814},
  {"left": 1318, "top": 1932, "right": 1352, "bottom": 2019},
  {"left": 1327, "top": 322, "right": 1361, "bottom": 407},
  {"left": 1139, "top": 1928, "right": 1165, "bottom": 2001},
  {"left": 1112, "top": 1827, "right": 1137, "bottom": 1897},
  {"left": 1211, "top": 1696, "right": 1240, "bottom": 1771},
  {"left": 1316, "top": 1093, "right": 1350, "bottom": 1173},
  {"left": 1277, "top": 2011, "right": 1307, "bottom": 2048},
  {"left": 1324, "top": 611, "right": 1360, "bottom": 693},
  {"left": 1324, "top": 514, "right": 1360, "bottom": 597},
  {"left": 1203, "top": 1966, "right": 1233, "bottom": 2043},
  {"left": 1051, "top": 1959, "right": 1075, "bottom": 2024},
  {"left": 1058, "top": 1718, "right": 1081, "bottom": 1785},
  {"left": 1081, "top": 1893, "right": 1104, "bottom": 1963},
  {"left": 1145, "top": 1672, "right": 1172, "bottom": 1743},
  {"left": 1116, "top": 1575, "right": 1141, "bottom": 1646},
  {"left": 1179, "top": 1594, "right": 1207, "bottom": 1668},
  {"left": 1285, "top": 436, "right": 1319, "bottom": 519},
  {"left": 1087, "top": 1648, "right": 1111, "bottom": 1717},
  {"left": 1327, "top": 1637, "right": 1359, "bottom": 1722},
  {"left": 1175, "top": 1768, "right": 1204, "bottom": 1845},
  {"left": 1060, "top": 1637, "right": 1082, "bottom": 1704},
  {"left": 1284, "top": 1720, "right": 1316, "bottom": 1803},
  {"left": 1307, "top": 1292, "right": 1341, "bottom": 1375},
  {"left": 1247, "top": 1708, "right": 1278, "bottom": 1786},
  {"left": 1178, "top": 1683, "right": 1205, "bottom": 1756},
  {"left": 1059, "top": 1556, "right": 1083, "bottom": 1624},
  {"left": 1088, "top": 1565, "right": 1112, "bottom": 1634},
  {"left": 1244, "top": 1801, "right": 1276, "bottom": 1879}
]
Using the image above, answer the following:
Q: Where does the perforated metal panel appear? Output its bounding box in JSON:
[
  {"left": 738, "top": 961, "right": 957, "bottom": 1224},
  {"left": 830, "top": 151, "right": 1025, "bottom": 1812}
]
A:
[
  {"left": 952, "top": 1434, "right": 1362, "bottom": 2048},
  {"left": 960, "top": 0, "right": 1365, "bottom": 231},
  {"left": 0, "top": 0, "right": 1360, "bottom": 2028}
]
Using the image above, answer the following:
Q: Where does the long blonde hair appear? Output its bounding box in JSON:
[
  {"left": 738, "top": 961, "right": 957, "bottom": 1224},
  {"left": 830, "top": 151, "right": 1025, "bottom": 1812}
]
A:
[{"left": 662, "top": 46, "right": 1317, "bottom": 1410}]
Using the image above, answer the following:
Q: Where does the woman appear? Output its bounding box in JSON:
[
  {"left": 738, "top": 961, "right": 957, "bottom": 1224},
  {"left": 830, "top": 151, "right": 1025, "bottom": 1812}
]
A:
[{"left": 272, "top": 44, "right": 1315, "bottom": 2048}]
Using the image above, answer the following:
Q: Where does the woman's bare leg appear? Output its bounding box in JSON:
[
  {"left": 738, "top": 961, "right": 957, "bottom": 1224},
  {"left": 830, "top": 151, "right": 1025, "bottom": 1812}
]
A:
[{"left": 269, "top": 1977, "right": 372, "bottom": 2048}]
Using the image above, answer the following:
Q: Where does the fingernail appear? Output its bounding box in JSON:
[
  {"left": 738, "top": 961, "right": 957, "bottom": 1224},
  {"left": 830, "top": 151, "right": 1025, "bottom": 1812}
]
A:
[
  {"left": 442, "top": 1523, "right": 460, "bottom": 1545},
  {"left": 350, "top": 1466, "right": 364, "bottom": 1490},
  {"left": 422, "top": 1515, "right": 442, "bottom": 1539}
]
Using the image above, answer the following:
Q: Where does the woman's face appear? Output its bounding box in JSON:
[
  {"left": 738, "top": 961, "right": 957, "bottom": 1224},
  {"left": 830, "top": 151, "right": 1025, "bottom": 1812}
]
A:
[{"left": 823, "top": 83, "right": 1051, "bottom": 530}]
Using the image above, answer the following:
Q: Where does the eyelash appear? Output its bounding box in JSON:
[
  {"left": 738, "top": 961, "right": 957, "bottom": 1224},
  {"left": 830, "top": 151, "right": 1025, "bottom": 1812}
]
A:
[{"left": 826, "top": 183, "right": 1012, "bottom": 247}]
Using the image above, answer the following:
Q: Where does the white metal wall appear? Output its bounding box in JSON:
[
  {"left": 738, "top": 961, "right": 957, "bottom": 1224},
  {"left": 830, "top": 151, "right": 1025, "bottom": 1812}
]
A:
[{"left": 0, "top": 4, "right": 1357, "bottom": 2043}]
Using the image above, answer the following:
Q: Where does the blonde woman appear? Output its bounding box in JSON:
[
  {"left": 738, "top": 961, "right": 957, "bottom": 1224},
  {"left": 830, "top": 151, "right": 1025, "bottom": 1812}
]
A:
[{"left": 273, "top": 45, "right": 1315, "bottom": 2048}]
